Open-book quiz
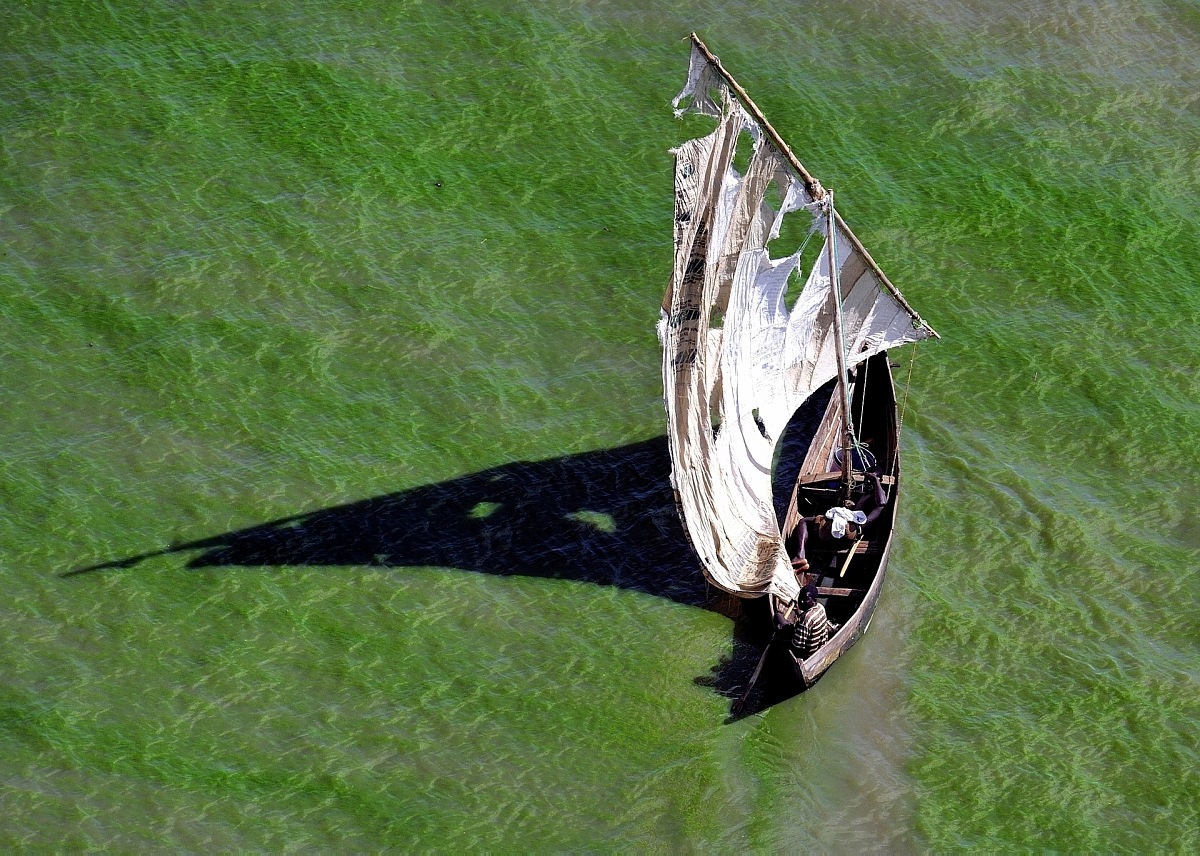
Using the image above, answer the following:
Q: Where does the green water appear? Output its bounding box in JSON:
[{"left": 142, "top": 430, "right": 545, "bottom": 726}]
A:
[{"left": 2, "top": 0, "right": 1196, "bottom": 850}]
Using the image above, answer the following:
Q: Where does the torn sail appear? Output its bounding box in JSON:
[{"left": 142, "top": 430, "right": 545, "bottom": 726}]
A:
[{"left": 659, "top": 41, "right": 936, "bottom": 601}]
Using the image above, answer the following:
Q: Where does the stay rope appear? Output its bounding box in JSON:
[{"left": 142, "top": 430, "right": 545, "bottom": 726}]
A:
[{"left": 897, "top": 342, "right": 919, "bottom": 438}]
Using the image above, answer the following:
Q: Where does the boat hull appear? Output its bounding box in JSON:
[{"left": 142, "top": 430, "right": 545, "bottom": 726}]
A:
[
  {"left": 784, "top": 351, "right": 901, "bottom": 689},
  {"left": 798, "top": 522, "right": 892, "bottom": 686}
]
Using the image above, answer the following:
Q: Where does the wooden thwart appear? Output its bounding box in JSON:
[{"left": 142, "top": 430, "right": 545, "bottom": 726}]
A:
[
  {"left": 812, "top": 540, "right": 878, "bottom": 561},
  {"left": 797, "top": 471, "right": 895, "bottom": 487},
  {"left": 816, "top": 586, "right": 866, "bottom": 597}
]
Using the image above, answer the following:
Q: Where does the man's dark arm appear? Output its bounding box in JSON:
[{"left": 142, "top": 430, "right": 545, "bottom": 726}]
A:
[
  {"left": 796, "top": 516, "right": 810, "bottom": 560},
  {"left": 859, "top": 473, "right": 888, "bottom": 526}
]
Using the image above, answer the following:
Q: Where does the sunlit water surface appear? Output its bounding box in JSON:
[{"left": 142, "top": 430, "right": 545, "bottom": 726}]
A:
[{"left": 1, "top": 0, "right": 1196, "bottom": 850}]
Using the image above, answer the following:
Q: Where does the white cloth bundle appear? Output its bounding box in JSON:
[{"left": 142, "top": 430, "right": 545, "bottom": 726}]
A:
[{"left": 825, "top": 507, "right": 867, "bottom": 539}]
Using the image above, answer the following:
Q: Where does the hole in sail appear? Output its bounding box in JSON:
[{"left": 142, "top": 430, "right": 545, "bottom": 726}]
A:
[
  {"left": 760, "top": 173, "right": 823, "bottom": 310},
  {"left": 799, "top": 236, "right": 824, "bottom": 278},
  {"left": 732, "top": 130, "right": 754, "bottom": 178},
  {"left": 786, "top": 236, "right": 826, "bottom": 309},
  {"left": 678, "top": 111, "right": 715, "bottom": 140},
  {"left": 709, "top": 306, "right": 724, "bottom": 328},
  {"left": 710, "top": 398, "right": 722, "bottom": 437},
  {"left": 752, "top": 407, "right": 771, "bottom": 441},
  {"left": 768, "top": 193, "right": 815, "bottom": 256},
  {"left": 782, "top": 269, "right": 803, "bottom": 313},
  {"left": 763, "top": 180, "right": 784, "bottom": 226}
]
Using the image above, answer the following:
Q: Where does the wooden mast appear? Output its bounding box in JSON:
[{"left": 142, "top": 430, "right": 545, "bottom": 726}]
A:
[{"left": 826, "top": 193, "right": 855, "bottom": 500}]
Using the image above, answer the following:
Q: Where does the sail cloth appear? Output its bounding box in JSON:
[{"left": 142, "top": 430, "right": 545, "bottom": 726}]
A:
[{"left": 660, "top": 44, "right": 935, "bottom": 600}]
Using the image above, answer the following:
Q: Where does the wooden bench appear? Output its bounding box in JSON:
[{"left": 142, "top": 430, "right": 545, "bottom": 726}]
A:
[
  {"left": 807, "top": 539, "right": 880, "bottom": 567},
  {"left": 816, "top": 586, "right": 867, "bottom": 597},
  {"left": 805, "top": 539, "right": 881, "bottom": 579},
  {"left": 796, "top": 472, "right": 895, "bottom": 487}
]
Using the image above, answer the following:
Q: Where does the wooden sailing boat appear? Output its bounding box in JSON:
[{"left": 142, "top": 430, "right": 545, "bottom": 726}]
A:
[{"left": 660, "top": 34, "right": 938, "bottom": 698}]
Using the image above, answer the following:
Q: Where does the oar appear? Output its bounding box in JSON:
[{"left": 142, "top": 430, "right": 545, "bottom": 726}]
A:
[
  {"left": 732, "top": 599, "right": 796, "bottom": 715},
  {"left": 838, "top": 538, "right": 862, "bottom": 578},
  {"left": 732, "top": 633, "right": 777, "bottom": 715}
]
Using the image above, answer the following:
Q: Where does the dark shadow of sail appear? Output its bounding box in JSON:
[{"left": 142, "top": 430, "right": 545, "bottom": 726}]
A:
[
  {"left": 66, "top": 434, "right": 823, "bottom": 717},
  {"left": 69, "top": 437, "right": 705, "bottom": 602}
]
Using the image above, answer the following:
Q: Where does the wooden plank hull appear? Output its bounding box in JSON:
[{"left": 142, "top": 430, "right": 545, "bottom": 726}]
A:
[
  {"left": 798, "top": 526, "right": 892, "bottom": 686},
  {"left": 785, "top": 351, "right": 900, "bottom": 689}
]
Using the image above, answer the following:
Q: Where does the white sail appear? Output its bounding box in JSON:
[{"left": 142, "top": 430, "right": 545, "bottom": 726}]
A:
[{"left": 661, "top": 42, "right": 936, "bottom": 600}]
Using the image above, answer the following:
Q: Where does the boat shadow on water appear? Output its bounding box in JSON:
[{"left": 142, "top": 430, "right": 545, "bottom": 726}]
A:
[{"left": 65, "top": 435, "right": 797, "bottom": 720}]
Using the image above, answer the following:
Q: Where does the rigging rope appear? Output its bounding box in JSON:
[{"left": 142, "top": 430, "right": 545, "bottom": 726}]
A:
[{"left": 897, "top": 342, "right": 919, "bottom": 438}]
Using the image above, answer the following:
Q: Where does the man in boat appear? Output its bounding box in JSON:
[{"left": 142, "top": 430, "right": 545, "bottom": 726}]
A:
[
  {"left": 771, "top": 578, "right": 817, "bottom": 633},
  {"left": 792, "top": 586, "right": 837, "bottom": 659},
  {"left": 769, "top": 577, "right": 838, "bottom": 661},
  {"left": 790, "top": 471, "right": 887, "bottom": 576}
]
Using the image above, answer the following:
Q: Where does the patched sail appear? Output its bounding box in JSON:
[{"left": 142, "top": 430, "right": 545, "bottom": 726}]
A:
[{"left": 660, "top": 40, "right": 937, "bottom": 600}]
